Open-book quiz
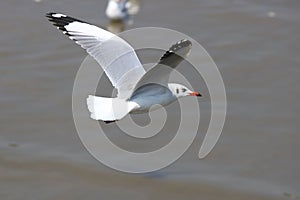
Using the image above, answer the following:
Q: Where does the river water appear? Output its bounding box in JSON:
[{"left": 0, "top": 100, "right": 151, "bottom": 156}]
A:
[{"left": 0, "top": 0, "right": 299, "bottom": 199}]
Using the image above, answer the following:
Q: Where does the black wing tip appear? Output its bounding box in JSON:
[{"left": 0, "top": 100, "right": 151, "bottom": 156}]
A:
[
  {"left": 45, "top": 12, "right": 66, "bottom": 20},
  {"left": 45, "top": 12, "right": 86, "bottom": 27},
  {"left": 45, "top": 12, "right": 56, "bottom": 17},
  {"left": 45, "top": 12, "right": 87, "bottom": 40},
  {"left": 160, "top": 39, "right": 192, "bottom": 61},
  {"left": 171, "top": 39, "right": 192, "bottom": 51}
]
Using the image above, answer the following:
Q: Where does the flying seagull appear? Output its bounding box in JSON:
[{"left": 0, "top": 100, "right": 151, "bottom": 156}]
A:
[{"left": 46, "top": 13, "right": 202, "bottom": 123}]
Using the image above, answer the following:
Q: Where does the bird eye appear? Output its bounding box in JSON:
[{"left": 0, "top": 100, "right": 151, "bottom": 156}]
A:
[
  {"left": 182, "top": 88, "right": 187, "bottom": 92},
  {"left": 176, "top": 88, "right": 179, "bottom": 94}
]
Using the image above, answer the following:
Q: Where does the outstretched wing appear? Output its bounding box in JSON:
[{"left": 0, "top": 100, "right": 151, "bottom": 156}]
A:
[
  {"left": 132, "top": 39, "right": 192, "bottom": 93},
  {"left": 46, "top": 13, "right": 145, "bottom": 99}
]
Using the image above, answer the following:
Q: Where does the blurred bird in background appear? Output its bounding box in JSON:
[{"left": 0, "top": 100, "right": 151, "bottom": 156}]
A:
[
  {"left": 106, "top": 0, "right": 140, "bottom": 21},
  {"left": 106, "top": 0, "right": 141, "bottom": 33}
]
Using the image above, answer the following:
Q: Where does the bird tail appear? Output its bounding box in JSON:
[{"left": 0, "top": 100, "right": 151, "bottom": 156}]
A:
[{"left": 86, "top": 95, "right": 135, "bottom": 122}]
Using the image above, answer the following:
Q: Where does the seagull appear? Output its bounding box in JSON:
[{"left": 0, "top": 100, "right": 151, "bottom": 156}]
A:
[
  {"left": 106, "top": 0, "right": 129, "bottom": 20},
  {"left": 106, "top": 0, "right": 140, "bottom": 21},
  {"left": 46, "top": 13, "right": 202, "bottom": 123}
]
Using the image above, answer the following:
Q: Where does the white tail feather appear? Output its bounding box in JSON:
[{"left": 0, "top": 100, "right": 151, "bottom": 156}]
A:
[{"left": 87, "top": 95, "right": 136, "bottom": 121}]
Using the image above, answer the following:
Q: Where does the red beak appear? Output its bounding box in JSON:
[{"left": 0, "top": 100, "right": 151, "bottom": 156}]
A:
[{"left": 189, "top": 92, "right": 202, "bottom": 97}]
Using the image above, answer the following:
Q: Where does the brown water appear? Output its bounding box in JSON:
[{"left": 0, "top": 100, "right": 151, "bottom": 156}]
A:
[{"left": 1, "top": 0, "right": 299, "bottom": 199}]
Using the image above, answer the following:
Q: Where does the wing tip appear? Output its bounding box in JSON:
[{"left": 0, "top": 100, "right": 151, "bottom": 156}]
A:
[
  {"left": 46, "top": 12, "right": 86, "bottom": 40},
  {"left": 171, "top": 39, "right": 192, "bottom": 51},
  {"left": 160, "top": 39, "right": 192, "bottom": 61},
  {"left": 45, "top": 12, "right": 86, "bottom": 29},
  {"left": 45, "top": 12, "right": 67, "bottom": 20}
]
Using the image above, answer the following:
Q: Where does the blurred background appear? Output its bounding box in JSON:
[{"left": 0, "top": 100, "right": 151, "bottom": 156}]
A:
[{"left": 0, "top": 0, "right": 299, "bottom": 199}]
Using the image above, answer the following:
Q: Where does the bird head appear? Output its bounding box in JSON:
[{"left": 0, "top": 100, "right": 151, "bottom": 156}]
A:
[{"left": 168, "top": 83, "right": 202, "bottom": 98}]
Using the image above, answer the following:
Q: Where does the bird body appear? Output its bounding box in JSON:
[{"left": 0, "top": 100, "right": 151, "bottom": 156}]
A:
[{"left": 129, "top": 84, "right": 176, "bottom": 114}]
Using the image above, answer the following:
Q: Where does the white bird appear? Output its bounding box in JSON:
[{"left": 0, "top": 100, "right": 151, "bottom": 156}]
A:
[
  {"left": 46, "top": 13, "right": 202, "bottom": 123},
  {"left": 106, "top": 0, "right": 140, "bottom": 21},
  {"left": 106, "top": 0, "right": 128, "bottom": 20}
]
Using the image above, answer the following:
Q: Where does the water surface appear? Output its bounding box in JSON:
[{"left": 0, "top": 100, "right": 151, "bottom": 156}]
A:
[{"left": 0, "top": 0, "right": 299, "bottom": 199}]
